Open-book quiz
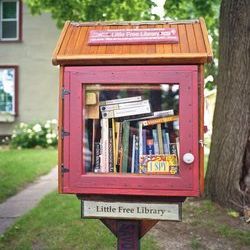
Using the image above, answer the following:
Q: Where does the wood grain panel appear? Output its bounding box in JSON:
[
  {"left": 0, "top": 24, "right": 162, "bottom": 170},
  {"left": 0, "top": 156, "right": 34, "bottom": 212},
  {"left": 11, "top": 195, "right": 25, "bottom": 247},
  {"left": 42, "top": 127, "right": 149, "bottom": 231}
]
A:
[
  {"left": 155, "top": 24, "right": 164, "bottom": 54},
  {"left": 162, "top": 24, "right": 172, "bottom": 54},
  {"left": 193, "top": 23, "right": 206, "bottom": 53},
  {"left": 186, "top": 24, "right": 198, "bottom": 53},
  {"left": 171, "top": 24, "right": 181, "bottom": 53},
  {"left": 178, "top": 24, "right": 189, "bottom": 53},
  {"left": 66, "top": 26, "right": 81, "bottom": 55},
  {"left": 59, "top": 24, "right": 74, "bottom": 55},
  {"left": 74, "top": 25, "right": 89, "bottom": 55}
]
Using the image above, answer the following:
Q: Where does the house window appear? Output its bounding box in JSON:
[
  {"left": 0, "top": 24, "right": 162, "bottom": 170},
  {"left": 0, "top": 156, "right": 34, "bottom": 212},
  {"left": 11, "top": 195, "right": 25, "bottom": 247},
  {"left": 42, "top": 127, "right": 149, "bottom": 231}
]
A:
[
  {"left": 0, "top": 0, "right": 21, "bottom": 41},
  {"left": 0, "top": 66, "right": 17, "bottom": 115}
]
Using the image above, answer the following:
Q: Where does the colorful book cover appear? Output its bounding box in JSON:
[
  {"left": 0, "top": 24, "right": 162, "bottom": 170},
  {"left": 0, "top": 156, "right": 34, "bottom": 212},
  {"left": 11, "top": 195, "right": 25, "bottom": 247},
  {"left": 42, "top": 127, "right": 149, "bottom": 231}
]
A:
[{"left": 139, "top": 154, "right": 178, "bottom": 174}]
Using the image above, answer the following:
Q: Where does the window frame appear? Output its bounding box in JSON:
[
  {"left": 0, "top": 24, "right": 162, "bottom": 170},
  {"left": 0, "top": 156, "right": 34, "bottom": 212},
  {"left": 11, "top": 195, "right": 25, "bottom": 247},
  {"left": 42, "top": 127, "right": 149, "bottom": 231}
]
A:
[
  {"left": 0, "top": 65, "right": 18, "bottom": 116},
  {"left": 0, "top": 0, "right": 22, "bottom": 42},
  {"left": 62, "top": 65, "right": 199, "bottom": 197}
]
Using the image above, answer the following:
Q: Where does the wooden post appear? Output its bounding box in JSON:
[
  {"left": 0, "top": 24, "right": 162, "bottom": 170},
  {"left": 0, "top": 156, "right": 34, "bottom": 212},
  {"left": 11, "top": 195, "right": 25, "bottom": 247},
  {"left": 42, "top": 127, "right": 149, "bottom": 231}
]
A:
[{"left": 117, "top": 220, "right": 140, "bottom": 250}]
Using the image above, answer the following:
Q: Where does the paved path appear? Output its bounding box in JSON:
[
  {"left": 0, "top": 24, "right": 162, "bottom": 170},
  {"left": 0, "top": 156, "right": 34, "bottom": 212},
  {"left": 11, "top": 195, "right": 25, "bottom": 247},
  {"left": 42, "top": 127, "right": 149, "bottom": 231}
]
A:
[{"left": 0, "top": 167, "right": 57, "bottom": 235}]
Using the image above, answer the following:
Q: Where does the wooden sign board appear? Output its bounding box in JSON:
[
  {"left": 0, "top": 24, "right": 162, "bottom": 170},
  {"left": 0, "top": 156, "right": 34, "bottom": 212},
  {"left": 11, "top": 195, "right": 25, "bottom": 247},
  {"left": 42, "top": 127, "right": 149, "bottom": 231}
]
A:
[
  {"left": 82, "top": 200, "right": 181, "bottom": 221},
  {"left": 88, "top": 28, "right": 179, "bottom": 45}
]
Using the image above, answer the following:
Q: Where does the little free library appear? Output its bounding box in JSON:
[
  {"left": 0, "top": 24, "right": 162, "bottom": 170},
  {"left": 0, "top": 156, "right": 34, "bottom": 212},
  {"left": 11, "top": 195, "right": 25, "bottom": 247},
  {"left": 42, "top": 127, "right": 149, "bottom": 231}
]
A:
[{"left": 52, "top": 18, "right": 212, "bottom": 249}]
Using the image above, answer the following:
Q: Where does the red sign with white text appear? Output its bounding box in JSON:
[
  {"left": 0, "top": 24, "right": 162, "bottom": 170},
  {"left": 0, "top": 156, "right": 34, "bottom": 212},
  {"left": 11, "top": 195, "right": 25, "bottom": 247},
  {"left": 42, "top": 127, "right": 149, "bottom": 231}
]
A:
[{"left": 88, "top": 28, "right": 179, "bottom": 45}]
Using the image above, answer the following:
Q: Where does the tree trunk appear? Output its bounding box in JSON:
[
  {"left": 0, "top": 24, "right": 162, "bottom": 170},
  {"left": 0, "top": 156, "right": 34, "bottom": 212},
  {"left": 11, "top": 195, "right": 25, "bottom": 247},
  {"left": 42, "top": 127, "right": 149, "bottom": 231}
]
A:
[{"left": 205, "top": 0, "right": 250, "bottom": 213}]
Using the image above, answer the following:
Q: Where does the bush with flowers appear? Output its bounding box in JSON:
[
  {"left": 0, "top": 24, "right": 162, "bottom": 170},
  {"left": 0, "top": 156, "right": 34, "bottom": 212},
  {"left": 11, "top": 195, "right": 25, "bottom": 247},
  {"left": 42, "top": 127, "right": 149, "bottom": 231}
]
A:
[{"left": 11, "top": 120, "right": 58, "bottom": 148}]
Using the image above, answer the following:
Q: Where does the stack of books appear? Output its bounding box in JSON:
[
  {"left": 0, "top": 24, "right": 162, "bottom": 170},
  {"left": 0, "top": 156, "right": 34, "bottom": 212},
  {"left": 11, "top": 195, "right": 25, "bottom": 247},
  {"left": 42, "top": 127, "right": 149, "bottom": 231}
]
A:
[{"left": 86, "top": 95, "right": 180, "bottom": 175}]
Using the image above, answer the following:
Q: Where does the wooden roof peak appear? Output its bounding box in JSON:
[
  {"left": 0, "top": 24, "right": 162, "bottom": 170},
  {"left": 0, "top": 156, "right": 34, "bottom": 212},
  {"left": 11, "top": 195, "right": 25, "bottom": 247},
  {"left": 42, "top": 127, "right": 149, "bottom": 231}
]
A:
[{"left": 52, "top": 17, "right": 213, "bottom": 66}]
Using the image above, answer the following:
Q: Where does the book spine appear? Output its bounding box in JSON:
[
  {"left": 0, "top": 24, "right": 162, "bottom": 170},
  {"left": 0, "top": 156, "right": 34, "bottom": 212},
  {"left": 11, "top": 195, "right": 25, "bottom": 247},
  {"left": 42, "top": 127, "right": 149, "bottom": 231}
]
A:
[
  {"left": 100, "top": 100, "right": 150, "bottom": 112},
  {"left": 162, "top": 130, "right": 170, "bottom": 154},
  {"left": 134, "top": 135, "right": 139, "bottom": 173},
  {"left": 146, "top": 139, "right": 155, "bottom": 155},
  {"left": 112, "top": 119, "right": 116, "bottom": 172},
  {"left": 101, "top": 104, "right": 151, "bottom": 119},
  {"left": 152, "top": 129, "right": 159, "bottom": 154},
  {"left": 100, "top": 96, "right": 142, "bottom": 105},
  {"left": 108, "top": 128, "right": 114, "bottom": 172},
  {"left": 141, "top": 115, "right": 179, "bottom": 126},
  {"left": 131, "top": 134, "right": 136, "bottom": 173},
  {"left": 121, "top": 121, "right": 130, "bottom": 173},
  {"left": 142, "top": 129, "right": 147, "bottom": 154},
  {"left": 157, "top": 124, "right": 164, "bottom": 154},
  {"left": 117, "top": 123, "right": 123, "bottom": 172},
  {"left": 94, "top": 142, "right": 101, "bottom": 173},
  {"left": 100, "top": 118, "right": 109, "bottom": 173},
  {"left": 170, "top": 143, "right": 178, "bottom": 156},
  {"left": 138, "top": 122, "right": 143, "bottom": 158}
]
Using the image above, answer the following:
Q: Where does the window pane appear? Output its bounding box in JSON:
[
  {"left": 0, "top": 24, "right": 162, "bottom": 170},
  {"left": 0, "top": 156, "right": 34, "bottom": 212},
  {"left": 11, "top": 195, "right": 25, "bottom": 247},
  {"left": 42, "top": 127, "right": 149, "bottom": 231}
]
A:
[
  {"left": 2, "top": 21, "right": 17, "bottom": 39},
  {"left": 3, "top": 1, "right": 17, "bottom": 19},
  {"left": 84, "top": 84, "right": 179, "bottom": 175},
  {"left": 0, "top": 68, "right": 15, "bottom": 113}
]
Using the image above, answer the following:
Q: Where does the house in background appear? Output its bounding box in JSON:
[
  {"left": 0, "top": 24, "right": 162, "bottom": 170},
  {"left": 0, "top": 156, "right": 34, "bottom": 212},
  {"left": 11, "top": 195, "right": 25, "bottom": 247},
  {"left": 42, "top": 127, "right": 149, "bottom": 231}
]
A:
[{"left": 0, "top": 0, "right": 60, "bottom": 137}]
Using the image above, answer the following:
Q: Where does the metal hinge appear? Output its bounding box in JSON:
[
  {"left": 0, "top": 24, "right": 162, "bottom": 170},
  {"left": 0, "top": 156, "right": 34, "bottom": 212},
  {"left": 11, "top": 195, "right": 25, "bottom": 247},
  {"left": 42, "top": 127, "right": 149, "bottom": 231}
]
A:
[
  {"left": 62, "top": 88, "right": 70, "bottom": 99},
  {"left": 61, "top": 164, "right": 69, "bottom": 174},
  {"left": 61, "top": 129, "right": 70, "bottom": 139}
]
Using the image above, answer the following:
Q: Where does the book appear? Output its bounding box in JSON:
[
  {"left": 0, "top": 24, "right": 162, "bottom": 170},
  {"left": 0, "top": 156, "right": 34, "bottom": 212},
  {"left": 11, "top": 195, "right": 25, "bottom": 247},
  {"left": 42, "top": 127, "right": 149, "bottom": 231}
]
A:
[
  {"left": 100, "top": 100, "right": 150, "bottom": 112},
  {"left": 139, "top": 154, "right": 178, "bottom": 174},
  {"left": 121, "top": 121, "right": 130, "bottom": 173},
  {"left": 146, "top": 139, "right": 155, "bottom": 155},
  {"left": 157, "top": 124, "right": 164, "bottom": 154},
  {"left": 152, "top": 129, "right": 159, "bottom": 154},
  {"left": 101, "top": 103, "right": 151, "bottom": 119},
  {"left": 131, "top": 134, "right": 136, "bottom": 173},
  {"left": 100, "top": 96, "right": 142, "bottom": 105},
  {"left": 134, "top": 136, "right": 140, "bottom": 173},
  {"left": 108, "top": 128, "right": 114, "bottom": 172},
  {"left": 141, "top": 115, "right": 179, "bottom": 126},
  {"left": 162, "top": 130, "right": 170, "bottom": 154},
  {"left": 94, "top": 142, "right": 101, "bottom": 173},
  {"left": 100, "top": 118, "right": 109, "bottom": 173}
]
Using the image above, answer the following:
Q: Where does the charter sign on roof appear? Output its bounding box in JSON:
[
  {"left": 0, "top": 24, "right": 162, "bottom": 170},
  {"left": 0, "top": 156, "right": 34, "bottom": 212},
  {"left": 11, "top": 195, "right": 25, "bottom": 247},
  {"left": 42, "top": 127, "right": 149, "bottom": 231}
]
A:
[{"left": 88, "top": 28, "right": 179, "bottom": 45}]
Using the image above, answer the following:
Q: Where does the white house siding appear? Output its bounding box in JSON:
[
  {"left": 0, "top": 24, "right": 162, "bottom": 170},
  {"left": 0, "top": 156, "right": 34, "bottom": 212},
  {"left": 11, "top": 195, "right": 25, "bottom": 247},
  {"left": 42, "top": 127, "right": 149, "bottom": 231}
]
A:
[{"left": 0, "top": 4, "right": 60, "bottom": 135}]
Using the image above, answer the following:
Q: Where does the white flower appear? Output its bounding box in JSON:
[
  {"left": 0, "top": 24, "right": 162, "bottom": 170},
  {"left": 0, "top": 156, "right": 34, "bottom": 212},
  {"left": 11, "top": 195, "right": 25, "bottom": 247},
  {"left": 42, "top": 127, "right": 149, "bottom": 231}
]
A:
[
  {"left": 51, "top": 119, "right": 57, "bottom": 124},
  {"left": 205, "top": 75, "right": 214, "bottom": 84},
  {"left": 46, "top": 133, "right": 52, "bottom": 139},
  {"left": 33, "top": 124, "right": 42, "bottom": 133},
  {"left": 44, "top": 122, "right": 51, "bottom": 129},
  {"left": 27, "top": 129, "right": 32, "bottom": 134},
  {"left": 20, "top": 122, "right": 27, "bottom": 128},
  {"left": 51, "top": 133, "right": 57, "bottom": 138},
  {"left": 47, "top": 138, "right": 53, "bottom": 144}
]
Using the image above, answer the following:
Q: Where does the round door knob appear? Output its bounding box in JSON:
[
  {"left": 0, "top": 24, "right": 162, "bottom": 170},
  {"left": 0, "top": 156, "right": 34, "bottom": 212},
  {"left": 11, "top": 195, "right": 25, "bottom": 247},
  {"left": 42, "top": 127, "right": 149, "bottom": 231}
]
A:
[{"left": 183, "top": 153, "right": 194, "bottom": 164}]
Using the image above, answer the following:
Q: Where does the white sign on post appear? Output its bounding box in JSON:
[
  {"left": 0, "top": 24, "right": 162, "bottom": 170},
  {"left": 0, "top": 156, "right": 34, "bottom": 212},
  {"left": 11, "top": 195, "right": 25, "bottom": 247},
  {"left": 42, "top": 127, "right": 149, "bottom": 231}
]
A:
[{"left": 82, "top": 201, "right": 181, "bottom": 221}]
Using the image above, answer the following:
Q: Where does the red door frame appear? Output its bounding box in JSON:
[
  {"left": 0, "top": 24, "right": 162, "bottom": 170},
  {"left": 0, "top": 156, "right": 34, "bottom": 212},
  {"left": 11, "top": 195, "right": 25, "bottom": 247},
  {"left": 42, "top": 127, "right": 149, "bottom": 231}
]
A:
[{"left": 62, "top": 65, "right": 199, "bottom": 196}]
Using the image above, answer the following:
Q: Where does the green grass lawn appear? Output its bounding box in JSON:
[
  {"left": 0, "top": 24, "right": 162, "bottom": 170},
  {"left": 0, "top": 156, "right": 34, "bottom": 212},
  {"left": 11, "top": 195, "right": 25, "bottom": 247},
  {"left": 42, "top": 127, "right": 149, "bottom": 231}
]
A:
[
  {"left": 0, "top": 148, "right": 57, "bottom": 202},
  {"left": 0, "top": 192, "right": 159, "bottom": 250}
]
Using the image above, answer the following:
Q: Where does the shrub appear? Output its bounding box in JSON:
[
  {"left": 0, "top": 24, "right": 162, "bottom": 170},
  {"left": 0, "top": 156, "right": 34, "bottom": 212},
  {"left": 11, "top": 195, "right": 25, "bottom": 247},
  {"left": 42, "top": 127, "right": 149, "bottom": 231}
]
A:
[{"left": 11, "top": 120, "right": 58, "bottom": 148}]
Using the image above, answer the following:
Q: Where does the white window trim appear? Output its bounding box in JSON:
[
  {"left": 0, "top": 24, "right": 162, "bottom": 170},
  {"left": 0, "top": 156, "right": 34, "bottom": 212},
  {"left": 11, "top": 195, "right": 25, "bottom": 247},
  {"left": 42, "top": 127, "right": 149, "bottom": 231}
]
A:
[{"left": 0, "top": 0, "right": 19, "bottom": 41}]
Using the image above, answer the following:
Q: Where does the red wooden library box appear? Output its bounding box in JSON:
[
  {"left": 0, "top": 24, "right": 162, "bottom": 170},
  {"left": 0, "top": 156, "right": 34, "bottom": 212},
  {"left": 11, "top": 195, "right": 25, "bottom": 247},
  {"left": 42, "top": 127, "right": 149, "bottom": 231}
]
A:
[{"left": 52, "top": 19, "right": 212, "bottom": 199}]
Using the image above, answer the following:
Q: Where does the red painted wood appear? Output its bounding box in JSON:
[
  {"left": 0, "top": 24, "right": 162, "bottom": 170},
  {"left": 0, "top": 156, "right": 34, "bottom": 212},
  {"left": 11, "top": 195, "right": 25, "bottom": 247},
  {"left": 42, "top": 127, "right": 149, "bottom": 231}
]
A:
[
  {"left": 63, "top": 65, "right": 199, "bottom": 196},
  {"left": 117, "top": 220, "right": 140, "bottom": 250},
  {"left": 88, "top": 28, "right": 179, "bottom": 45},
  {"left": 62, "top": 71, "right": 70, "bottom": 190}
]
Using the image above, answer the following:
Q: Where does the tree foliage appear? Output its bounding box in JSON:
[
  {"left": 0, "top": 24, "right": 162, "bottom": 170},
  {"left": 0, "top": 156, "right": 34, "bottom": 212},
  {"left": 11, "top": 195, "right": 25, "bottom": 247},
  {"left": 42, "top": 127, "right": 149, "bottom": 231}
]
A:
[
  {"left": 164, "top": 0, "right": 220, "bottom": 88},
  {"left": 24, "top": 0, "right": 157, "bottom": 28}
]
